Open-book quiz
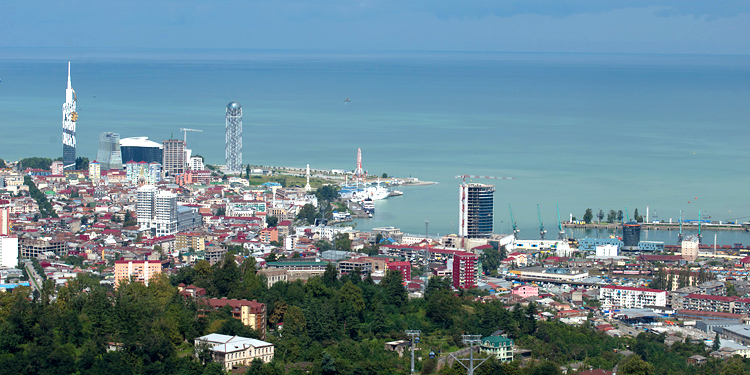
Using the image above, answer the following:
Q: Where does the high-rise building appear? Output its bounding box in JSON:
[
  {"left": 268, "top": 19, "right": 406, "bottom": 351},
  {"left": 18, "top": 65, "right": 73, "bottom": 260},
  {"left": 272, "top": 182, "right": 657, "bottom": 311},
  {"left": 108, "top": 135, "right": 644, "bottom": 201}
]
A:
[
  {"left": 96, "top": 132, "right": 123, "bottom": 170},
  {"left": 452, "top": 252, "right": 478, "bottom": 289},
  {"left": 458, "top": 183, "right": 495, "bottom": 238},
  {"left": 136, "top": 185, "right": 178, "bottom": 236},
  {"left": 120, "top": 137, "right": 163, "bottom": 164},
  {"left": 0, "top": 199, "right": 10, "bottom": 236},
  {"left": 225, "top": 101, "right": 243, "bottom": 173},
  {"left": 62, "top": 62, "right": 78, "bottom": 170},
  {"left": 114, "top": 260, "right": 162, "bottom": 287},
  {"left": 154, "top": 190, "right": 178, "bottom": 236},
  {"left": 88, "top": 160, "right": 101, "bottom": 182},
  {"left": 136, "top": 184, "right": 157, "bottom": 230},
  {"left": 0, "top": 236, "right": 18, "bottom": 268},
  {"left": 162, "top": 139, "right": 186, "bottom": 177},
  {"left": 622, "top": 220, "right": 641, "bottom": 251}
]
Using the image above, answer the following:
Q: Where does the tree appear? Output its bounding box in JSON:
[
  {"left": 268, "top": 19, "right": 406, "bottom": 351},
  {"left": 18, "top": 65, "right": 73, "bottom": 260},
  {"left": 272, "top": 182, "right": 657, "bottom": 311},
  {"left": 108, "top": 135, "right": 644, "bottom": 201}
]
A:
[
  {"left": 619, "top": 354, "right": 655, "bottom": 375},
  {"left": 74, "top": 156, "right": 89, "bottom": 170},
  {"left": 333, "top": 232, "right": 351, "bottom": 251},
  {"left": 314, "top": 185, "right": 340, "bottom": 202},
  {"left": 617, "top": 210, "right": 624, "bottom": 222},
  {"left": 381, "top": 173, "right": 388, "bottom": 178},
  {"left": 266, "top": 215, "right": 278, "bottom": 228},
  {"left": 479, "top": 247, "right": 501, "bottom": 275},
  {"left": 726, "top": 281, "right": 738, "bottom": 297},
  {"left": 583, "top": 208, "right": 593, "bottom": 224},
  {"left": 245, "top": 165, "right": 251, "bottom": 179},
  {"left": 297, "top": 204, "right": 318, "bottom": 225},
  {"left": 0, "top": 159, "right": 5, "bottom": 169},
  {"left": 607, "top": 210, "right": 617, "bottom": 223},
  {"left": 634, "top": 208, "right": 643, "bottom": 222},
  {"left": 712, "top": 332, "right": 721, "bottom": 351},
  {"left": 597, "top": 209, "right": 604, "bottom": 223},
  {"left": 380, "top": 269, "right": 407, "bottom": 308},
  {"left": 216, "top": 207, "right": 226, "bottom": 216}
]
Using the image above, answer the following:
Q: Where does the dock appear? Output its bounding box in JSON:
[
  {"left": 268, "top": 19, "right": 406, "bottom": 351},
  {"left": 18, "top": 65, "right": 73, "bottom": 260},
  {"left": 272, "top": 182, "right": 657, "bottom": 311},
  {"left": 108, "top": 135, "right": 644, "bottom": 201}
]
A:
[{"left": 562, "top": 222, "right": 748, "bottom": 231}]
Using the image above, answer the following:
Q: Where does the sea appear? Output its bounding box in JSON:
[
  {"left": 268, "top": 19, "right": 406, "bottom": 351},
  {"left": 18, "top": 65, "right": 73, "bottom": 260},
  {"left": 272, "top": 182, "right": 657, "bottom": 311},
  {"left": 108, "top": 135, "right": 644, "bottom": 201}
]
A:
[{"left": 1, "top": 48, "right": 749, "bottom": 245}]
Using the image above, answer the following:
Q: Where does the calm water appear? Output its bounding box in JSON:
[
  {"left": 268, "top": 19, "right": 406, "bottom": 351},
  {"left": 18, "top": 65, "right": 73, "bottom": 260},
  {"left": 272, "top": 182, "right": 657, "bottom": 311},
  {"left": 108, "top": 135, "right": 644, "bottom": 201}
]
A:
[{"left": 1, "top": 48, "right": 749, "bottom": 243}]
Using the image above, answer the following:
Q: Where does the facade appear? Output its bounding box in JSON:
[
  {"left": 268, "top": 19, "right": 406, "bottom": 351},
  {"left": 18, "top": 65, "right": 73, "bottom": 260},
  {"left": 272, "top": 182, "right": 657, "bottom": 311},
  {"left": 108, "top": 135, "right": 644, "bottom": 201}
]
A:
[
  {"left": 20, "top": 238, "right": 66, "bottom": 259},
  {"left": 201, "top": 298, "right": 267, "bottom": 339},
  {"left": 114, "top": 260, "right": 162, "bottom": 286},
  {"left": 225, "top": 101, "right": 243, "bottom": 173},
  {"left": 622, "top": 221, "right": 641, "bottom": 251},
  {"left": 162, "top": 139, "right": 186, "bottom": 176},
  {"left": 599, "top": 286, "right": 667, "bottom": 310},
  {"left": 512, "top": 285, "right": 539, "bottom": 298},
  {"left": 637, "top": 241, "right": 664, "bottom": 252},
  {"left": 480, "top": 336, "right": 514, "bottom": 362},
  {"left": 387, "top": 261, "right": 412, "bottom": 282},
  {"left": 62, "top": 62, "right": 78, "bottom": 170},
  {"left": 176, "top": 206, "right": 201, "bottom": 233},
  {"left": 596, "top": 244, "right": 618, "bottom": 257},
  {"left": 96, "top": 132, "right": 123, "bottom": 170},
  {"left": 189, "top": 156, "right": 205, "bottom": 171},
  {"left": 682, "top": 236, "right": 700, "bottom": 261},
  {"left": 194, "top": 334, "right": 273, "bottom": 370},
  {"left": 120, "top": 137, "right": 163, "bottom": 164},
  {"left": 176, "top": 232, "right": 206, "bottom": 252},
  {"left": 51, "top": 161, "right": 64, "bottom": 175},
  {"left": 88, "top": 161, "right": 101, "bottom": 182},
  {"left": 452, "top": 252, "right": 478, "bottom": 289},
  {"left": 154, "top": 191, "right": 178, "bottom": 236},
  {"left": 579, "top": 238, "right": 623, "bottom": 252},
  {"left": 0, "top": 236, "right": 18, "bottom": 268},
  {"left": 459, "top": 183, "right": 494, "bottom": 238},
  {"left": 136, "top": 184, "right": 158, "bottom": 229},
  {"left": 0, "top": 200, "right": 10, "bottom": 236}
]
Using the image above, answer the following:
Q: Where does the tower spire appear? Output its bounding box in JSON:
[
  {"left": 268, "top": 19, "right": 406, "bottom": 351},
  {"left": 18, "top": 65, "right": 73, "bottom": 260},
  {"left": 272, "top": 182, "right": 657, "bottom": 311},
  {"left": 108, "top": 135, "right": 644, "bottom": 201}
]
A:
[{"left": 67, "top": 61, "right": 71, "bottom": 89}]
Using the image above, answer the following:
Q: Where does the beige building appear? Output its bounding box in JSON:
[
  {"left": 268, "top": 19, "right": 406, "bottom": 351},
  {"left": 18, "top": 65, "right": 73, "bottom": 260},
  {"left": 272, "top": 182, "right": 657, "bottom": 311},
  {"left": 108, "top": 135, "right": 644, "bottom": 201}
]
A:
[
  {"left": 201, "top": 298, "right": 267, "bottom": 339},
  {"left": 176, "top": 232, "right": 206, "bottom": 251},
  {"left": 681, "top": 236, "right": 700, "bottom": 262},
  {"left": 114, "top": 260, "right": 162, "bottom": 286},
  {"left": 195, "top": 334, "right": 274, "bottom": 370}
]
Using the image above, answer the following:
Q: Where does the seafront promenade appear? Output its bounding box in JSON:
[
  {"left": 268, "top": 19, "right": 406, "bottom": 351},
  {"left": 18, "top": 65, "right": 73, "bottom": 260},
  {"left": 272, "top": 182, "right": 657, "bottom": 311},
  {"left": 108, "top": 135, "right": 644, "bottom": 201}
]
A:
[{"left": 563, "top": 222, "right": 748, "bottom": 231}]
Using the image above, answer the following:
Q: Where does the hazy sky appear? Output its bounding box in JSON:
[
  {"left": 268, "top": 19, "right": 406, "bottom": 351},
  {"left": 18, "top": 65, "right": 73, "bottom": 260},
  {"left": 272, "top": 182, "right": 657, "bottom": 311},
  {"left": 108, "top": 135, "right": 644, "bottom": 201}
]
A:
[{"left": 2, "top": 0, "right": 750, "bottom": 54}]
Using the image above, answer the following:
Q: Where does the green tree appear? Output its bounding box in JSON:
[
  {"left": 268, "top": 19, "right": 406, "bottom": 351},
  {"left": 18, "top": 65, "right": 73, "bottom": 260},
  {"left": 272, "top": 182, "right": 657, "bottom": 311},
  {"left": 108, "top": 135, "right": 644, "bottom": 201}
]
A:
[
  {"left": 619, "top": 354, "right": 655, "bottom": 375},
  {"left": 712, "top": 332, "right": 721, "bottom": 351},
  {"left": 583, "top": 208, "right": 593, "bottom": 224},
  {"left": 607, "top": 210, "right": 617, "bottom": 223},
  {"left": 333, "top": 232, "right": 351, "bottom": 251},
  {"left": 266, "top": 215, "right": 279, "bottom": 228},
  {"left": 479, "top": 246, "right": 501, "bottom": 275},
  {"left": 726, "top": 281, "right": 738, "bottom": 297},
  {"left": 380, "top": 269, "right": 407, "bottom": 308},
  {"left": 75, "top": 156, "right": 89, "bottom": 170},
  {"left": 297, "top": 204, "right": 318, "bottom": 225},
  {"left": 617, "top": 210, "right": 624, "bottom": 222},
  {"left": 597, "top": 209, "right": 604, "bottom": 223},
  {"left": 315, "top": 185, "right": 340, "bottom": 202}
]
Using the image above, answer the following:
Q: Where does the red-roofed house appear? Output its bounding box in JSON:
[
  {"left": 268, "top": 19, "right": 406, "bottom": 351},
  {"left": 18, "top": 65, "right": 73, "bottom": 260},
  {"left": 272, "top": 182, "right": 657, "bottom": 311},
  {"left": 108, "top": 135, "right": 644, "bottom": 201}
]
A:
[{"left": 388, "top": 261, "right": 411, "bottom": 283}]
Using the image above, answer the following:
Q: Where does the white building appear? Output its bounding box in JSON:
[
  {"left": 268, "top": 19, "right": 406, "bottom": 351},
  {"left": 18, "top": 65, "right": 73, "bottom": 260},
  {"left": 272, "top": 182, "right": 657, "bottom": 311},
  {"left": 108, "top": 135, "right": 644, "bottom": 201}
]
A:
[
  {"left": 596, "top": 244, "right": 619, "bottom": 257},
  {"left": 0, "top": 236, "right": 18, "bottom": 268},
  {"left": 136, "top": 185, "right": 158, "bottom": 229},
  {"left": 189, "top": 157, "right": 205, "bottom": 171},
  {"left": 681, "top": 235, "right": 700, "bottom": 261},
  {"left": 195, "top": 334, "right": 273, "bottom": 371},
  {"left": 137, "top": 185, "right": 178, "bottom": 236},
  {"left": 599, "top": 286, "right": 667, "bottom": 310}
]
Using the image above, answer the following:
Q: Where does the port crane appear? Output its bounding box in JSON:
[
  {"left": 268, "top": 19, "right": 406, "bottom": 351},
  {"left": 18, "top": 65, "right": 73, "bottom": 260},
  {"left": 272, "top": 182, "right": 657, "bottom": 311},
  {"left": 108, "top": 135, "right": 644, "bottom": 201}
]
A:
[
  {"left": 537, "top": 204, "right": 547, "bottom": 240},
  {"left": 179, "top": 128, "right": 203, "bottom": 144},
  {"left": 678, "top": 210, "right": 683, "bottom": 243},
  {"left": 556, "top": 203, "right": 566, "bottom": 240},
  {"left": 509, "top": 204, "right": 519, "bottom": 239}
]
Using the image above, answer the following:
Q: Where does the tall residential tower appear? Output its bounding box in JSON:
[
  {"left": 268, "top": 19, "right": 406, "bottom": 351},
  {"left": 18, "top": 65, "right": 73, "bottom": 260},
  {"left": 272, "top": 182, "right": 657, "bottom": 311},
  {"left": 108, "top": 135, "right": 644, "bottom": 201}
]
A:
[
  {"left": 225, "top": 102, "right": 242, "bottom": 173},
  {"left": 62, "top": 62, "right": 78, "bottom": 170},
  {"left": 458, "top": 183, "right": 495, "bottom": 238}
]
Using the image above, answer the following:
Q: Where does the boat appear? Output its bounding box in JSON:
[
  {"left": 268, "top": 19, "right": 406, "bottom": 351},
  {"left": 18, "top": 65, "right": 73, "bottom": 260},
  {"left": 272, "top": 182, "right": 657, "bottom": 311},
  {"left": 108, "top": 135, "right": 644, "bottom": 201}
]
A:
[
  {"left": 344, "top": 98, "right": 351, "bottom": 103},
  {"left": 362, "top": 198, "right": 374, "bottom": 217},
  {"left": 389, "top": 190, "right": 403, "bottom": 197}
]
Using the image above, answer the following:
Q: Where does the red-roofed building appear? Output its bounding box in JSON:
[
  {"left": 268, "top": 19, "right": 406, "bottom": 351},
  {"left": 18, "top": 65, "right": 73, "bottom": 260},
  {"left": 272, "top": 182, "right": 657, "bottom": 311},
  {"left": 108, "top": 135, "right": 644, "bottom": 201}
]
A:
[{"left": 682, "top": 294, "right": 750, "bottom": 315}]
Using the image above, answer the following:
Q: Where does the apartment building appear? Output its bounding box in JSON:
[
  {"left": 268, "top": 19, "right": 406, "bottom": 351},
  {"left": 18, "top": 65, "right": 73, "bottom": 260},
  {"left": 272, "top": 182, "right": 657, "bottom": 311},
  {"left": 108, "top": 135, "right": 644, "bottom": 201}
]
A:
[{"left": 599, "top": 286, "right": 667, "bottom": 309}]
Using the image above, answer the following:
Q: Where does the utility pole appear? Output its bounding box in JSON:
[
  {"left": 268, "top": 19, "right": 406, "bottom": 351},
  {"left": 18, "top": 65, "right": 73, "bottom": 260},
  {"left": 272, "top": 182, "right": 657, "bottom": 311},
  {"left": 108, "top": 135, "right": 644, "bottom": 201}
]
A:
[
  {"left": 449, "top": 335, "right": 489, "bottom": 375},
  {"left": 405, "top": 330, "right": 421, "bottom": 373}
]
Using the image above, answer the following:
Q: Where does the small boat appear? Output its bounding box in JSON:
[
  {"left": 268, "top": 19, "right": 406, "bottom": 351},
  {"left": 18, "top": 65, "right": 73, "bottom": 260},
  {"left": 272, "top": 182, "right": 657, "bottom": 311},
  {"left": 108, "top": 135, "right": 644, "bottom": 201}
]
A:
[
  {"left": 362, "top": 198, "right": 374, "bottom": 216},
  {"left": 344, "top": 98, "right": 351, "bottom": 103}
]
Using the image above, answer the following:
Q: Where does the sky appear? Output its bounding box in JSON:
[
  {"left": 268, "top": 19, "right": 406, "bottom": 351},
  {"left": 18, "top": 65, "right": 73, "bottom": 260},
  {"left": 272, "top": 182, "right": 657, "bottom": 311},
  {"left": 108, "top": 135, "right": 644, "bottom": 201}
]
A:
[{"left": 1, "top": 1, "right": 750, "bottom": 54}]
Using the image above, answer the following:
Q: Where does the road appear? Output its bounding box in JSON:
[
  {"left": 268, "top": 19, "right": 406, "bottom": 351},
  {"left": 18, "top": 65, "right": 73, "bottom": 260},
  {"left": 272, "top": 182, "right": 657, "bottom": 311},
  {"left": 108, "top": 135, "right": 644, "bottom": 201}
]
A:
[{"left": 23, "top": 260, "right": 44, "bottom": 292}]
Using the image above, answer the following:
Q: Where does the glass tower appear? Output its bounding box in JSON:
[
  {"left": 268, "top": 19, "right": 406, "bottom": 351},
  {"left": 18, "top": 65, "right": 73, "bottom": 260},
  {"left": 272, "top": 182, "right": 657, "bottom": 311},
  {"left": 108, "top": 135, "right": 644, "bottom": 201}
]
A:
[{"left": 225, "top": 101, "right": 243, "bottom": 173}]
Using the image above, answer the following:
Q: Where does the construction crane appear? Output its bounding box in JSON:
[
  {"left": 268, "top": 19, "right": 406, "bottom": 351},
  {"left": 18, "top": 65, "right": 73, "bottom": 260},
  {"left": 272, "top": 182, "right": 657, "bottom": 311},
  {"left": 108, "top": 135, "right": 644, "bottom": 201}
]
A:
[
  {"left": 179, "top": 128, "right": 203, "bottom": 144},
  {"left": 556, "top": 202, "right": 566, "bottom": 241},
  {"left": 509, "top": 204, "right": 519, "bottom": 239},
  {"left": 455, "top": 175, "right": 515, "bottom": 184},
  {"left": 537, "top": 204, "right": 546, "bottom": 240},
  {"left": 678, "top": 210, "right": 684, "bottom": 243},
  {"left": 698, "top": 210, "right": 702, "bottom": 242},
  {"left": 625, "top": 207, "right": 630, "bottom": 223}
]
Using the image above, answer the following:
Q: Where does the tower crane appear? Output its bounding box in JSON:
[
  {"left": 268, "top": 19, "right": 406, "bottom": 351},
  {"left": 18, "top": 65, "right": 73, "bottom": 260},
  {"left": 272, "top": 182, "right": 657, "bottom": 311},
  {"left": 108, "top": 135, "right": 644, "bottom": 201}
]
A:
[
  {"left": 509, "top": 204, "right": 519, "bottom": 239},
  {"left": 537, "top": 204, "right": 546, "bottom": 240},
  {"left": 698, "top": 210, "right": 702, "bottom": 242},
  {"left": 556, "top": 202, "right": 566, "bottom": 241},
  {"left": 179, "top": 128, "right": 203, "bottom": 144},
  {"left": 678, "top": 210, "right": 684, "bottom": 243}
]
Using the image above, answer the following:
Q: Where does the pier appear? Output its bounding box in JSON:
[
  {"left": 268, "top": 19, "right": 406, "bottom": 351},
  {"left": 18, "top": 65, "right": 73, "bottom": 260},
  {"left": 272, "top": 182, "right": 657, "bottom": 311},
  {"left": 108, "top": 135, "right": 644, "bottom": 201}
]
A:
[{"left": 562, "top": 222, "right": 748, "bottom": 231}]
